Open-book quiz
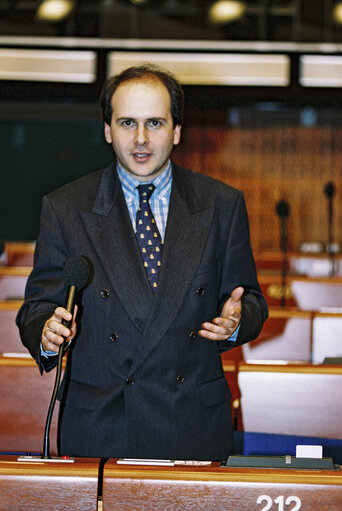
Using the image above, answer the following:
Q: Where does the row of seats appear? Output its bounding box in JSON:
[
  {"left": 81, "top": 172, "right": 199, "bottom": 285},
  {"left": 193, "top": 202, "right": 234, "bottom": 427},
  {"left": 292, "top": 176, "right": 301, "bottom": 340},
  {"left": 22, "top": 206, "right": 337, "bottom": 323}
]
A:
[{"left": 1, "top": 355, "right": 341, "bottom": 457}]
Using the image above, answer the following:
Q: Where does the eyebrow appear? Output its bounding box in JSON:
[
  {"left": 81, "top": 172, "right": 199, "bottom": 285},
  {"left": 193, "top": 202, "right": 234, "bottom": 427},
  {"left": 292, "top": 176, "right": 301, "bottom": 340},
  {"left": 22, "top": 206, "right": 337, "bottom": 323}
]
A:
[{"left": 115, "top": 116, "right": 168, "bottom": 123}]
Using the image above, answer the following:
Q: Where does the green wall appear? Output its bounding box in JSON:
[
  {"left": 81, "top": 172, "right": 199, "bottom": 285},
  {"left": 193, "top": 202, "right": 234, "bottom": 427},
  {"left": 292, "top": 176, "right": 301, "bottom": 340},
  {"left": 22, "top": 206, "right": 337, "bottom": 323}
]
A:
[{"left": 0, "top": 118, "right": 113, "bottom": 241}]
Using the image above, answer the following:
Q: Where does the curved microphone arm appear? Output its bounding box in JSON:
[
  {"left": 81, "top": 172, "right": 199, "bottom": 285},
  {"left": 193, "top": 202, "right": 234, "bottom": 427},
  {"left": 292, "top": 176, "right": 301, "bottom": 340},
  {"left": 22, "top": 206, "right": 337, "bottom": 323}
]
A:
[{"left": 276, "top": 200, "right": 290, "bottom": 307}]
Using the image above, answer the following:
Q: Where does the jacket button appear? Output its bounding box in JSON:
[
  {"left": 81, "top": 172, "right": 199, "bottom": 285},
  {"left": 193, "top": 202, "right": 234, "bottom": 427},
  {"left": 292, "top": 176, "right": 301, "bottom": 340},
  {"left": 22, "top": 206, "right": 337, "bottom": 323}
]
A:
[
  {"left": 176, "top": 374, "right": 184, "bottom": 383},
  {"left": 100, "top": 289, "right": 110, "bottom": 299},
  {"left": 126, "top": 378, "right": 134, "bottom": 385},
  {"left": 109, "top": 332, "right": 118, "bottom": 342},
  {"left": 190, "top": 331, "right": 196, "bottom": 342},
  {"left": 197, "top": 287, "right": 205, "bottom": 296}
]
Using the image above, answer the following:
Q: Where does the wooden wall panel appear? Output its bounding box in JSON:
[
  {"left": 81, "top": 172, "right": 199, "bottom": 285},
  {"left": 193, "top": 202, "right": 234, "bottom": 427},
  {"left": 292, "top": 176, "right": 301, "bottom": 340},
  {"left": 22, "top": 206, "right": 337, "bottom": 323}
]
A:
[{"left": 173, "top": 109, "right": 342, "bottom": 254}]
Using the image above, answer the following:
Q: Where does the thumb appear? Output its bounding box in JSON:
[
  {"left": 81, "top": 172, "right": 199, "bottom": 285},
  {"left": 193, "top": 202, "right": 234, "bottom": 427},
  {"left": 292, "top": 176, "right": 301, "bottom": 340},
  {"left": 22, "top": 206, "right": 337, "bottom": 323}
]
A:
[
  {"left": 230, "top": 286, "right": 244, "bottom": 305},
  {"left": 221, "top": 286, "right": 244, "bottom": 318}
]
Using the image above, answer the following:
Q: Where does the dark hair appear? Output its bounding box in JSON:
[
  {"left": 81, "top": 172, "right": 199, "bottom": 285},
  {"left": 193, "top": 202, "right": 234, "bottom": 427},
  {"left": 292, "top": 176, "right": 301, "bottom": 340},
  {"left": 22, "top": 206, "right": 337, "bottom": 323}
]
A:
[{"left": 99, "top": 64, "right": 184, "bottom": 128}]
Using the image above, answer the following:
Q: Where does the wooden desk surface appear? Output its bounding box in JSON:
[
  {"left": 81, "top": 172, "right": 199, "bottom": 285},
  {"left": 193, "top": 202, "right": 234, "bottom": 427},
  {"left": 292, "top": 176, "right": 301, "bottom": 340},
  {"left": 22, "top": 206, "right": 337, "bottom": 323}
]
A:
[
  {"left": 238, "top": 362, "right": 342, "bottom": 375},
  {"left": 0, "top": 455, "right": 100, "bottom": 511},
  {"left": 103, "top": 460, "right": 342, "bottom": 511},
  {"left": 0, "top": 267, "right": 31, "bottom": 276},
  {"left": 0, "top": 300, "right": 23, "bottom": 310}
]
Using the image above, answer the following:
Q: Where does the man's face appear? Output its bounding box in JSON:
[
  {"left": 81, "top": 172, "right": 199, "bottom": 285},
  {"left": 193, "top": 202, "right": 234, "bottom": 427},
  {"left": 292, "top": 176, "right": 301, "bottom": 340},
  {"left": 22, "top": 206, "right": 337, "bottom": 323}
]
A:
[{"left": 104, "top": 78, "right": 181, "bottom": 182}]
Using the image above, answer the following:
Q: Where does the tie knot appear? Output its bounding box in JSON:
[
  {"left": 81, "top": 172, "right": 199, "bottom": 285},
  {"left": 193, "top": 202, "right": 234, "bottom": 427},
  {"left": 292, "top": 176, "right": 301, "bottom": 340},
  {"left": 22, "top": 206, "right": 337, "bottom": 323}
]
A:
[{"left": 137, "top": 184, "right": 155, "bottom": 203}]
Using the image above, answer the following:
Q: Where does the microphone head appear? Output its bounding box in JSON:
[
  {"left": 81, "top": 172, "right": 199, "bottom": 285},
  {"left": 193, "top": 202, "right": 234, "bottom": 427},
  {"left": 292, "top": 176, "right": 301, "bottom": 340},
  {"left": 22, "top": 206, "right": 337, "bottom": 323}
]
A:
[
  {"left": 324, "top": 182, "right": 335, "bottom": 198},
  {"left": 62, "top": 255, "right": 91, "bottom": 290},
  {"left": 276, "top": 199, "right": 290, "bottom": 218}
]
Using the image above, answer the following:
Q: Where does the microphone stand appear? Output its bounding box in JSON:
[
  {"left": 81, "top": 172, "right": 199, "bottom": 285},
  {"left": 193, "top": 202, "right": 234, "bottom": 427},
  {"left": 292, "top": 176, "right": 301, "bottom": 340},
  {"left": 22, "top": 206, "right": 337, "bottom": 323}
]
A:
[
  {"left": 43, "top": 284, "right": 77, "bottom": 458},
  {"left": 276, "top": 200, "right": 290, "bottom": 308},
  {"left": 42, "top": 341, "right": 67, "bottom": 459},
  {"left": 18, "top": 337, "right": 73, "bottom": 463},
  {"left": 324, "top": 182, "right": 335, "bottom": 277},
  {"left": 280, "top": 216, "right": 288, "bottom": 308}
]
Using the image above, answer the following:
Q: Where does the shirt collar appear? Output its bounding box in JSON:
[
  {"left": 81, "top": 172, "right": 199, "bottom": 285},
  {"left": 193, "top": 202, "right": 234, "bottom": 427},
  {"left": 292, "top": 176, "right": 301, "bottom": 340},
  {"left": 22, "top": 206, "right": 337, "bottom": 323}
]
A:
[{"left": 117, "top": 160, "right": 172, "bottom": 199}]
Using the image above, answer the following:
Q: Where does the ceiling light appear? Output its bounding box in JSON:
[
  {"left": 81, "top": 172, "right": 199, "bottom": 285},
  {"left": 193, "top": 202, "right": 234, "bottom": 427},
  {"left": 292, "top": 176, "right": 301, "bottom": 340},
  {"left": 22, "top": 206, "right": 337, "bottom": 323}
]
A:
[
  {"left": 36, "top": 0, "right": 74, "bottom": 22},
  {"left": 209, "top": 0, "right": 246, "bottom": 24},
  {"left": 333, "top": 2, "right": 342, "bottom": 24}
]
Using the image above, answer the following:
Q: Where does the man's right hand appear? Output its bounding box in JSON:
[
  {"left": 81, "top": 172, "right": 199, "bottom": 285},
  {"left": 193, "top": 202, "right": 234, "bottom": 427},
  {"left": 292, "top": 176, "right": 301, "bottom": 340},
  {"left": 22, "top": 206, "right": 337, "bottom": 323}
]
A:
[{"left": 41, "top": 305, "right": 78, "bottom": 353}]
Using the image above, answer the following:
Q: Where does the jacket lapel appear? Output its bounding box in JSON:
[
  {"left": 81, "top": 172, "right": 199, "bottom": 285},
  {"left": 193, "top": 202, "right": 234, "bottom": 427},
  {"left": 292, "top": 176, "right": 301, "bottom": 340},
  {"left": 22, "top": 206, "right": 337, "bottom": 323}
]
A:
[{"left": 80, "top": 164, "right": 154, "bottom": 332}]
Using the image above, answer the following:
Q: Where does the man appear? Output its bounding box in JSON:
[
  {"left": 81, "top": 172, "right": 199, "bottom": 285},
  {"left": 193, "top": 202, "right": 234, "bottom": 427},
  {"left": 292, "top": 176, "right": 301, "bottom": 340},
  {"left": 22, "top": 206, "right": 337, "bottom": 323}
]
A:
[{"left": 17, "top": 65, "right": 268, "bottom": 461}]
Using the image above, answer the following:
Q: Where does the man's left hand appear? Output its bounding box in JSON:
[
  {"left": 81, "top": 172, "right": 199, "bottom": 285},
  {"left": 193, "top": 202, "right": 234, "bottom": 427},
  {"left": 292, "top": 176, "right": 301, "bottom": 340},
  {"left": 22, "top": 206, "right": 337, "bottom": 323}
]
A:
[{"left": 198, "top": 286, "right": 244, "bottom": 341}]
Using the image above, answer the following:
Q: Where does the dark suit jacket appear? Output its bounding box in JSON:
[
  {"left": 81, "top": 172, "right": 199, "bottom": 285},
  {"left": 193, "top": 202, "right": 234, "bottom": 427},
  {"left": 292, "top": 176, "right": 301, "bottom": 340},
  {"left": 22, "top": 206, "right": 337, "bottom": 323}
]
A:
[{"left": 17, "top": 162, "right": 268, "bottom": 461}]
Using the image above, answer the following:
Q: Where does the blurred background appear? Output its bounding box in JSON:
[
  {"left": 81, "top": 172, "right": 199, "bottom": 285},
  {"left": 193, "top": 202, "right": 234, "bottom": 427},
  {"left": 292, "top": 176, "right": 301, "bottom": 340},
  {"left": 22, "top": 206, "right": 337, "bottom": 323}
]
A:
[{"left": 0, "top": 0, "right": 341, "bottom": 256}]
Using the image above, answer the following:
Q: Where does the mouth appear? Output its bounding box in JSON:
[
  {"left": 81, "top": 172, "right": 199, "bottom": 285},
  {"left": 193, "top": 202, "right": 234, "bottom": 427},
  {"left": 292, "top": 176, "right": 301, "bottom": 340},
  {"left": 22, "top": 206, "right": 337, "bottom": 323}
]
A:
[{"left": 132, "top": 152, "right": 151, "bottom": 163}]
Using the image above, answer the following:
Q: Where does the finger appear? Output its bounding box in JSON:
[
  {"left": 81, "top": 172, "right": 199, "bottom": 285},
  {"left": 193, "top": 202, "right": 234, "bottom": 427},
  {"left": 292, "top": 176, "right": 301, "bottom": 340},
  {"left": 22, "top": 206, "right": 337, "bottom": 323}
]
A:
[
  {"left": 199, "top": 317, "right": 235, "bottom": 339},
  {"left": 42, "top": 336, "right": 62, "bottom": 353},
  {"left": 211, "top": 316, "right": 237, "bottom": 331},
  {"left": 53, "top": 306, "right": 73, "bottom": 324},
  {"left": 198, "top": 328, "right": 230, "bottom": 341},
  {"left": 69, "top": 305, "right": 78, "bottom": 340},
  {"left": 46, "top": 318, "right": 71, "bottom": 339},
  {"left": 42, "top": 310, "right": 72, "bottom": 352},
  {"left": 42, "top": 327, "right": 66, "bottom": 352}
]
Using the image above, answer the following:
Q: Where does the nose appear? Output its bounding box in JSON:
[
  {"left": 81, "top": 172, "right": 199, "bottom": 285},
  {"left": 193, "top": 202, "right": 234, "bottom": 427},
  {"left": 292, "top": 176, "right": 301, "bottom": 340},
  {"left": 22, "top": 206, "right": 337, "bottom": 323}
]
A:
[{"left": 135, "top": 123, "right": 148, "bottom": 146}]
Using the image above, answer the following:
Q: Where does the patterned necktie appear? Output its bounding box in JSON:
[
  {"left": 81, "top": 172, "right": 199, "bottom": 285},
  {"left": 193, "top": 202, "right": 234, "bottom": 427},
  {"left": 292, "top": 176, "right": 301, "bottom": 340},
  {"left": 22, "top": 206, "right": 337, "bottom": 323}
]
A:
[{"left": 136, "top": 184, "right": 162, "bottom": 292}]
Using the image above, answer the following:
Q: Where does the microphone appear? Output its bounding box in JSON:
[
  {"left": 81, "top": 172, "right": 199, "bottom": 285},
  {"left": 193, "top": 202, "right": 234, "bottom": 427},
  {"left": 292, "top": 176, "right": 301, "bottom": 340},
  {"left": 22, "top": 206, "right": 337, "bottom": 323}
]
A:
[
  {"left": 276, "top": 199, "right": 290, "bottom": 219},
  {"left": 61, "top": 255, "right": 91, "bottom": 329},
  {"left": 275, "top": 200, "right": 290, "bottom": 307},
  {"left": 275, "top": 200, "right": 290, "bottom": 253},
  {"left": 42, "top": 255, "right": 91, "bottom": 459},
  {"left": 324, "top": 181, "right": 335, "bottom": 199}
]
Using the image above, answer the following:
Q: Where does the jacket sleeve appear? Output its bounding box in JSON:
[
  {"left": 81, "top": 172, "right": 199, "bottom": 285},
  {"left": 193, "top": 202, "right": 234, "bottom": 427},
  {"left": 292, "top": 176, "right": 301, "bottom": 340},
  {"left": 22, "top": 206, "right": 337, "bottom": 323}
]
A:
[
  {"left": 16, "top": 194, "right": 70, "bottom": 373},
  {"left": 217, "top": 190, "right": 268, "bottom": 352}
]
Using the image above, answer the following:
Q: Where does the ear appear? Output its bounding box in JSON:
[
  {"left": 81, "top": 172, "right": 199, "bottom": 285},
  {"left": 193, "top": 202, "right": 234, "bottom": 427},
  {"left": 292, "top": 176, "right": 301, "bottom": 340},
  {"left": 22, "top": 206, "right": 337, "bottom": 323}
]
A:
[
  {"left": 104, "top": 123, "right": 112, "bottom": 144},
  {"left": 173, "top": 124, "right": 181, "bottom": 146}
]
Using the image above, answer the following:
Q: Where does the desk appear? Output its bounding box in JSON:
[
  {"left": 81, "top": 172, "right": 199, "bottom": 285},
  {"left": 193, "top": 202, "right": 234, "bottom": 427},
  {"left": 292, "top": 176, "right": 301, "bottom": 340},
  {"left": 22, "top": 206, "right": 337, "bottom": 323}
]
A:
[
  {"left": 0, "top": 455, "right": 99, "bottom": 511},
  {"left": 102, "top": 460, "right": 342, "bottom": 510}
]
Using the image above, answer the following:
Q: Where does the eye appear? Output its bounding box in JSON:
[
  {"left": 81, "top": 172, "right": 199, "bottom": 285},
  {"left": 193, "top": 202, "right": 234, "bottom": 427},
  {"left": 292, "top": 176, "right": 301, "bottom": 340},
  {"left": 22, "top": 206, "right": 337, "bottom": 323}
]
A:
[
  {"left": 148, "top": 119, "right": 162, "bottom": 128},
  {"left": 121, "top": 119, "right": 135, "bottom": 128}
]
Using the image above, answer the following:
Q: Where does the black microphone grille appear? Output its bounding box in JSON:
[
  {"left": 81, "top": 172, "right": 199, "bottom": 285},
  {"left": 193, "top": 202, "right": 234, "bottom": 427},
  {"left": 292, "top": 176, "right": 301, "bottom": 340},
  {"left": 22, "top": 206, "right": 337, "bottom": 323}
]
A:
[
  {"left": 275, "top": 199, "right": 290, "bottom": 218},
  {"left": 324, "top": 181, "right": 335, "bottom": 198},
  {"left": 62, "top": 256, "right": 91, "bottom": 290}
]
